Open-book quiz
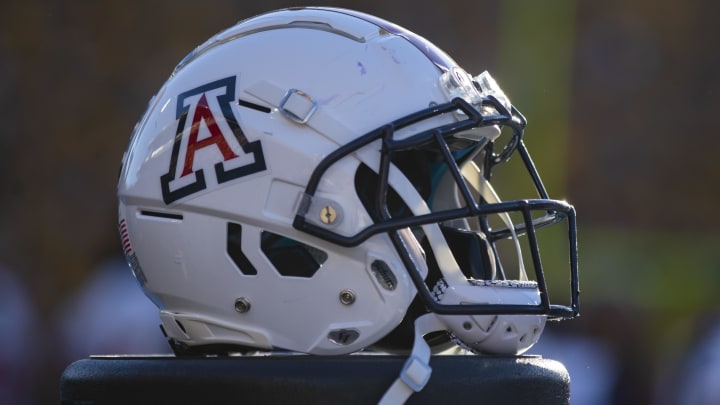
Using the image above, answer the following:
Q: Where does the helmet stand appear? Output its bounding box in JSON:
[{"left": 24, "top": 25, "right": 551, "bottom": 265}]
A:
[{"left": 61, "top": 353, "right": 570, "bottom": 404}]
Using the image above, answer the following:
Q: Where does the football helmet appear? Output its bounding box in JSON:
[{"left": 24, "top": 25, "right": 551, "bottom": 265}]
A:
[{"left": 118, "top": 6, "right": 578, "bottom": 402}]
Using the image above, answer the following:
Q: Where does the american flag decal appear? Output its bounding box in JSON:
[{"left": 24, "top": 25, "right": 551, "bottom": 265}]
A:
[
  {"left": 119, "top": 218, "right": 132, "bottom": 255},
  {"left": 118, "top": 217, "right": 147, "bottom": 286}
]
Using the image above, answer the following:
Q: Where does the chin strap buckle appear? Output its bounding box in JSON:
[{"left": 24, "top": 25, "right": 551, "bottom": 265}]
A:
[
  {"left": 378, "top": 313, "right": 446, "bottom": 405},
  {"left": 399, "top": 355, "right": 432, "bottom": 392}
]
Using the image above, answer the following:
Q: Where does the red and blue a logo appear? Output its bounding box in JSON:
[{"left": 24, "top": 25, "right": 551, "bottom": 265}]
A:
[{"left": 161, "top": 76, "right": 266, "bottom": 204}]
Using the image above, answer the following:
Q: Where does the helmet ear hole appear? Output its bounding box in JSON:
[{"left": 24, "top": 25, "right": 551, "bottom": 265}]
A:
[{"left": 261, "top": 231, "right": 328, "bottom": 278}]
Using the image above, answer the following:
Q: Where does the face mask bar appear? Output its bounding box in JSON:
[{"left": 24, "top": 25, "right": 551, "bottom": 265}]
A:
[
  {"left": 293, "top": 96, "right": 579, "bottom": 320},
  {"left": 295, "top": 96, "right": 517, "bottom": 244}
]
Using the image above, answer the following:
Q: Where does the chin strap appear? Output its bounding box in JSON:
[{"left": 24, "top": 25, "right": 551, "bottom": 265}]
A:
[
  {"left": 461, "top": 161, "right": 528, "bottom": 281},
  {"left": 378, "top": 313, "right": 446, "bottom": 405}
]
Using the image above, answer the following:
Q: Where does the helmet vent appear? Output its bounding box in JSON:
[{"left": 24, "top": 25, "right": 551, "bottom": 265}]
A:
[
  {"left": 140, "top": 210, "right": 183, "bottom": 221},
  {"left": 328, "top": 329, "right": 360, "bottom": 346},
  {"left": 370, "top": 260, "right": 397, "bottom": 291},
  {"left": 227, "top": 222, "right": 258, "bottom": 276},
  {"left": 175, "top": 320, "right": 187, "bottom": 335},
  {"left": 261, "top": 231, "right": 327, "bottom": 278},
  {"left": 238, "top": 99, "right": 271, "bottom": 113}
]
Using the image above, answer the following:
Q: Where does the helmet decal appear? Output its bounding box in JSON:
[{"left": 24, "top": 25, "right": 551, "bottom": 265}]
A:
[
  {"left": 118, "top": 218, "right": 147, "bottom": 286},
  {"left": 160, "top": 76, "right": 266, "bottom": 204}
]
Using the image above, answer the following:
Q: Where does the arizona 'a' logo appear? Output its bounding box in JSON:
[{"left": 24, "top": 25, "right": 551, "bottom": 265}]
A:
[{"left": 161, "top": 76, "right": 266, "bottom": 204}]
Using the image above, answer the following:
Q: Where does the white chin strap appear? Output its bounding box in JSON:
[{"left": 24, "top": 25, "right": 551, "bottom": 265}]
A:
[{"left": 378, "top": 313, "right": 446, "bottom": 405}]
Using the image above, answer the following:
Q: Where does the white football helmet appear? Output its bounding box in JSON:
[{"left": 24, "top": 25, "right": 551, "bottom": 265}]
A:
[{"left": 118, "top": 7, "right": 578, "bottom": 402}]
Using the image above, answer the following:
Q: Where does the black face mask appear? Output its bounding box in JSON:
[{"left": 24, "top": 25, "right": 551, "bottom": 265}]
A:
[{"left": 294, "top": 96, "right": 579, "bottom": 321}]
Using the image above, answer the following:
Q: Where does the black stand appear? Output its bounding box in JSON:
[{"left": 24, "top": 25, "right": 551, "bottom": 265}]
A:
[{"left": 60, "top": 354, "right": 570, "bottom": 404}]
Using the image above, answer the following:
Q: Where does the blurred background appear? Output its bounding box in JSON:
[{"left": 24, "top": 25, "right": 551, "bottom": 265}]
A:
[{"left": 1, "top": 0, "right": 719, "bottom": 403}]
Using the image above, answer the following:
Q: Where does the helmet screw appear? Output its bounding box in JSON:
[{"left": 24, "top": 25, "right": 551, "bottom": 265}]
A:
[
  {"left": 320, "top": 205, "right": 337, "bottom": 224},
  {"left": 234, "top": 297, "right": 251, "bottom": 313},
  {"left": 339, "top": 289, "right": 356, "bottom": 305}
]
